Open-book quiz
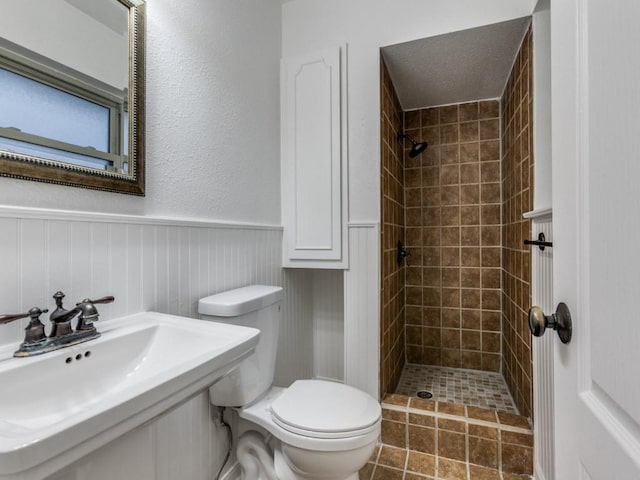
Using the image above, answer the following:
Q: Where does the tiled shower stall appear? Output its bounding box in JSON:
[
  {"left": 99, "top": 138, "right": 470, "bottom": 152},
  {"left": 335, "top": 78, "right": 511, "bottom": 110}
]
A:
[{"left": 380, "top": 27, "right": 534, "bottom": 418}]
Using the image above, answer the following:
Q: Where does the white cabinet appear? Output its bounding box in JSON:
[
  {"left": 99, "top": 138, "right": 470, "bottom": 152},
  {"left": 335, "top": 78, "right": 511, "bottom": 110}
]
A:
[{"left": 281, "top": 45, "right": 348, "bottom": 269}]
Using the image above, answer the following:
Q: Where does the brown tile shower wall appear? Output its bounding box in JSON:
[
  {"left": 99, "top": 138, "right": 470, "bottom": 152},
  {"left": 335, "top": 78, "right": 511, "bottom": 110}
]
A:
[
  {"left": 380, "top": 59, "right": 406, "bottom": 396},
  {"left": 403, "top": 101, "right": 502, "bottom": 372},
  {"left": 501, "top": 27, "right": 534, "bottom": 418}
]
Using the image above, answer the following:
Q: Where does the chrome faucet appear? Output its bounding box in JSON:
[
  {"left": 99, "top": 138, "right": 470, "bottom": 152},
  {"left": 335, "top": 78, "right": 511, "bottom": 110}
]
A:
[{"left": 0, "top": 292, "right": 114, "bottom": 357}]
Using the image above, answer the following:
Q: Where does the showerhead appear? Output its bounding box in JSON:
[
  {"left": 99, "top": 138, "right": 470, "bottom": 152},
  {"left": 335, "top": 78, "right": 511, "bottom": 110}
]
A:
[
  {"left": 408, "top": 140, "right": 428, "bottom": 158},
  {"left": 398, "top": 134, "right": 429, "bottom": 158}
]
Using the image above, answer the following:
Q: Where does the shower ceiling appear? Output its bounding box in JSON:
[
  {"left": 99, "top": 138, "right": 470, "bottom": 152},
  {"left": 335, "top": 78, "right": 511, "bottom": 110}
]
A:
[{"left": 381, "top": 16, "right": 531, "bottom": 110}]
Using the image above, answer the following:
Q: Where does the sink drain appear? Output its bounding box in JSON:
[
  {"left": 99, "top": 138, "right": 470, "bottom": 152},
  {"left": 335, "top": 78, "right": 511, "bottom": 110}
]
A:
[{"left": 416, "top": 390, "right": 433, "bottom": 399}]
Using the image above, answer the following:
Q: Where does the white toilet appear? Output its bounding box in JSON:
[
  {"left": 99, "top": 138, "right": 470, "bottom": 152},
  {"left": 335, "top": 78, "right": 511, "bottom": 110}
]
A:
[{"left": 199, "top": 285, "right": 381, "bottom": 480}]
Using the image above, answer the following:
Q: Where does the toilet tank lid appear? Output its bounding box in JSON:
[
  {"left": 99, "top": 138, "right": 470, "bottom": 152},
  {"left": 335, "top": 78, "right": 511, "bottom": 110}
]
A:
[{"left": 199, "top": 285, "right": 283, "bottom": 317}]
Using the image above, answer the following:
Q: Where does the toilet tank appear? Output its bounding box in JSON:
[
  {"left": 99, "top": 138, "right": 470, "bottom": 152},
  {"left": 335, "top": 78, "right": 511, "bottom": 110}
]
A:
[{"left": 199, "top": 285, "right": 283, "bottom": 407}]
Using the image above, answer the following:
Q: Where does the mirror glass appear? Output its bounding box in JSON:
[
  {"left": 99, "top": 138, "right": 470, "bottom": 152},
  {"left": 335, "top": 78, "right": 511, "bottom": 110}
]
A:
[{"left": 0, "top": 0, "right": 145, "bottom": 195}]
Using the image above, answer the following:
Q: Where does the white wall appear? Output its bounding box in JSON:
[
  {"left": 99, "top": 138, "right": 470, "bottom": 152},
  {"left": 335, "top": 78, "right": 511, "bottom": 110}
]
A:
[
  {"left": 0, "top": 0, "right": 282, "bottom": 226},
  {"left": 282, "top": 0, "right": 536, "bottom": 222}
]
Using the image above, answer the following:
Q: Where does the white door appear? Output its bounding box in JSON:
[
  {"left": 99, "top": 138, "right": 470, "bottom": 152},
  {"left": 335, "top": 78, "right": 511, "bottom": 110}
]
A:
[{"left": 552, "top": 0, "right": 640, "bottom": 479}]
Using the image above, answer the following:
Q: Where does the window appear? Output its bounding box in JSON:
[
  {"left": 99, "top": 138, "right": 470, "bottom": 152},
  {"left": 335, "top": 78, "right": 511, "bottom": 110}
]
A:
[{"left": 0, "top": 53, "right": 128, "bottom": 172}]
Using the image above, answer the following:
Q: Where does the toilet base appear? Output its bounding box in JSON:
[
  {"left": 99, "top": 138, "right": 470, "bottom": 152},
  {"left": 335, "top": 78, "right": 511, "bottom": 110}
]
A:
[
  {"left": 236, "top": 430, "right": 366, "bottom": 480},
  {"left": 237, "top": 431, "right": 277, "bottom": 480},
  {"left": 276, "top": 441, "right": 368, "bottom": 480},
  {"left": 274, "top": 446, "right": 358, "bottom": 480}
]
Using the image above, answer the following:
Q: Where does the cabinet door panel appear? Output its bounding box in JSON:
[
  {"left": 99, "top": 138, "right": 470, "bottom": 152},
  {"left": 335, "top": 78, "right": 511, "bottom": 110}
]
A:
[{"left": 282, "top": 46, "right": 347, "bottom": 268}]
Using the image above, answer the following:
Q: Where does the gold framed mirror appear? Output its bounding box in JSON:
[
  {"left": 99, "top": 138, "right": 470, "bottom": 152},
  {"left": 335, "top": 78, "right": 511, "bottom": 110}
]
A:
[{"left": 0, "top": 0, "right": 145, "bottom": 195}]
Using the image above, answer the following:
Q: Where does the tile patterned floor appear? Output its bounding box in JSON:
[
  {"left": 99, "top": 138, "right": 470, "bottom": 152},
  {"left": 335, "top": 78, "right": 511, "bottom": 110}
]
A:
[
  {"left": 361, "top": 444, "right": 531, "bottom": 480},
  {"left": 395, "top": 365, "right": 518, "bottom": 414},
  {"left": 360, "top": 394, "right": 533, "bottom": 480}
]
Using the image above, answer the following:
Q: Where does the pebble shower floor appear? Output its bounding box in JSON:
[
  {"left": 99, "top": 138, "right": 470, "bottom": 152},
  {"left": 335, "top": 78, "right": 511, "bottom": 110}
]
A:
[{"left": 395, "top": 365, "right": 518, "bottom": 414}]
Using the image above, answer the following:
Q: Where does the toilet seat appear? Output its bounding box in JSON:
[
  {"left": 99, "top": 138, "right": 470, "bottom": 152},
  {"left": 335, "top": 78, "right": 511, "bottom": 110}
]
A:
[
  {"left": 270, "top": 380, "right": 381, "bottom": 440},
  {"left": 238, "top": 383, "right": 381, "bottom": 452}
]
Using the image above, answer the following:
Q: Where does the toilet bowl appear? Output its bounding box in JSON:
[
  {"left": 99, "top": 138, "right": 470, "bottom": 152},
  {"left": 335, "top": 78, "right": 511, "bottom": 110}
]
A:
[
  {"left": 237, "top": 383, "right": 379, "bottom": 480},
  {"left": 198, "top": 286, "right": 381, "bottom": 480}
]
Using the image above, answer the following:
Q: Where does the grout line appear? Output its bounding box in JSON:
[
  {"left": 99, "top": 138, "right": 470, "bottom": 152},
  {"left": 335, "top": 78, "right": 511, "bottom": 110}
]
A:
[
  {"left": 465, "top": 418, "right": 470, "bottom": 480},
  {"left": 497, "top": 424, "right": 503, "bottom": 478},
  {"left": 403, "top": 446, "right": 410, "bottom": 479},
  {"left": 381, "top": 403, "right": 532, "bottom": 435}
]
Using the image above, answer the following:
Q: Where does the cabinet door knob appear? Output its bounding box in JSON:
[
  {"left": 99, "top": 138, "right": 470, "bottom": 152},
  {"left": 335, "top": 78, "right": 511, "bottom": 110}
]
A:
[{"left": 528, "top": 302, "right": 573, "bottom": 344}]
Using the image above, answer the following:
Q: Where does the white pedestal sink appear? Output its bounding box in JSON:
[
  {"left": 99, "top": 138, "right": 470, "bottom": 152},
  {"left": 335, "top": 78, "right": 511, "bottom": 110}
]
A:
[{"left": 0, "top": 312, "right": 259, "bottom": 480}]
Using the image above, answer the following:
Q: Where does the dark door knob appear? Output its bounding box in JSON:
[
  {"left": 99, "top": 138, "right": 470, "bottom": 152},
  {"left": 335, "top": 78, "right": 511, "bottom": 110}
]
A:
[{"left": 528, "top": 302, "right": 572, "bottom": 344}]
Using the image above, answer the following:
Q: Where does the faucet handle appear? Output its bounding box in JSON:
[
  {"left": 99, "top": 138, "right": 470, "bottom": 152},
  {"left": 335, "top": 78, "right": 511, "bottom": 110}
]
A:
[
  {"left": 0, "top": 312, "right": 30, "bottom": 325},
  {"left": 74, "top": 295, "right": 114, "bottom": 331},
  {"left": 80, "top": 296, "right": 115, "bottom": 305},
  {"left": 53, "top": 291, "right": 66, "bottom": 307},
  {"left": 0, "top": 307, "right": 49, "bottom": 325}
]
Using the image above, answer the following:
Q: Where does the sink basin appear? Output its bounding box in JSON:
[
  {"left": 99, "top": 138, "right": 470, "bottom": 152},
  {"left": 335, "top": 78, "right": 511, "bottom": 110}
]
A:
[{"left": 0, "top": 312, "right": 259, "bottom": 479}]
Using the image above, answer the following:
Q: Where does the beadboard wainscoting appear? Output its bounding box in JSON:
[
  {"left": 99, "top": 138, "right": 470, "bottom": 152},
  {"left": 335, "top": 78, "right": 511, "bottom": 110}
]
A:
[
  {"left": 276, "top": 268, "right": 345, "bottom": 387},
  {"left": 277, "top": 224, "right": 379, "bottom": 395},
  {"left": 276, "top": 269, "right": 315, "bottom": 386},
  {"left": 0, "top": 207, "right": 283, "bottom": 349},
  {"left": 312, "top": 269, "right": 345, "bottom": 381},
  {"left": 49, "top": 392, "right": 219, "bottom": 480},
  {"left": 527, "top": 210, "right": 554, "bottom": 480},
  {"left": 344, "top": 223, "right": 380, "bottom": 399},
  {"left": 0, "top": 206, "right": 283, "bottom": 480},
  {"left": 0, "top": 207, "right": 378, "bottom": 479}
]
